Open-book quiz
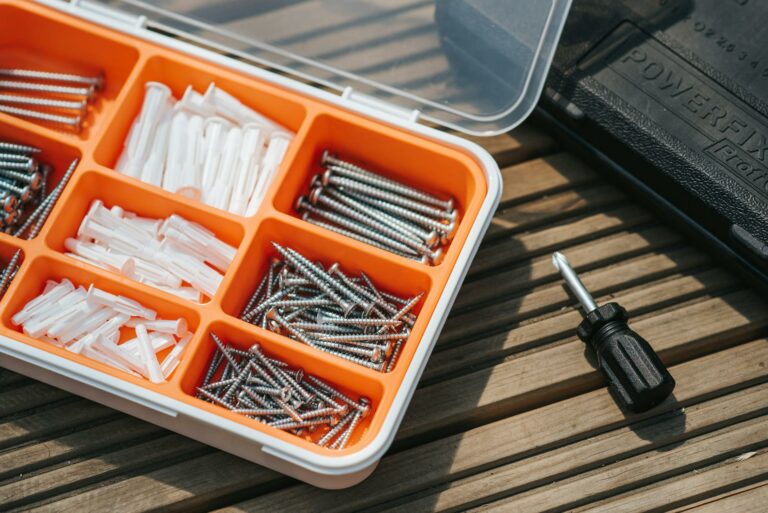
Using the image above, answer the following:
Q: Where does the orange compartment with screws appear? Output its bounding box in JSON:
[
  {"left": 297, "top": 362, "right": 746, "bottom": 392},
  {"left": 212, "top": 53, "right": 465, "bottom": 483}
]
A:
[{"left": 0, "top": 0, "right": 557, "bottom": 488}]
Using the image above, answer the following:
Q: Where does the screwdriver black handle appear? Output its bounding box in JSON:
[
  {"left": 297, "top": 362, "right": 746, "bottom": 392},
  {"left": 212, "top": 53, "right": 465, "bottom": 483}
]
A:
[{"left": 577, "top": 303, "right": 675, "bottom": 413}]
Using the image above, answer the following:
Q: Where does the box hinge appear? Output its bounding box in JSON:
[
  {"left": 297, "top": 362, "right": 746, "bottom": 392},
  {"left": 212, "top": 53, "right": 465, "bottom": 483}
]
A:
[
  {"left": 342, "top": 87, "right": 420, "bottom": 124},
  {"left": 67, "top": 0, "right": 147, "bottom": 30}
]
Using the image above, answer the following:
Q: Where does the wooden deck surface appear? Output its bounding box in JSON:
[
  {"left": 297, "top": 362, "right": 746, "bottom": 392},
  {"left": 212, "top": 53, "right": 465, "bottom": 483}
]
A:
[{"left": 1, "top": 123, "right": 767, "bottom": 512}]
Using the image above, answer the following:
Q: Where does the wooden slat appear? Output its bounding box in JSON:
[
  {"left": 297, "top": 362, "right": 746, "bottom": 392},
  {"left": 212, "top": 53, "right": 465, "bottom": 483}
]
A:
[
  {"left": 470, "top": 205, "right": 654, "bottom": 277},
  {"left": 402, "top": 289, "right": 768, "bottom": 442},
  {"left": 427, "top": 269, "right": 744, "bottom": 382},
  {"left": 379, "top": 383, "right": 768, "bottom": 513},
  {"left": 497, "top": 153, "right": 596, "bottom": 206},
  {"left": 1, "top": 435, "right": 207, "bottom": 512},
  {"left": 216, "top": 339, "right": 768, "bottom": 513},
  {"left": 573, "top": 449, "right": 768, "bottom": 513},
  {"left": 474, "top": 416, "right": 768, "bottom": 512},
  {"left": 486, "top": 183, "right": 623, "bottom": 240},
  {"left": 22, "top": 451, "right": 277, "bottom": 513},
  {"left": 454, "top": 226, "right": 681, "bottom": 311},
  {"left": 0, "top": 417, "right": 161, "bottom": 480},
  {"left": 441, "top": 247, "right": 710, "bottom": 344},
  {"left": 0, "top": 400, "right": 115, "bottom": 451},
  {"left": 0, "top": 383, "right": 70, "bottom": 417},
  {"left": 459, "top": 125, "right": 556, "bottom": 168},
  {"left": 678, "top": 482, "right": 768, "bottom": 512}
]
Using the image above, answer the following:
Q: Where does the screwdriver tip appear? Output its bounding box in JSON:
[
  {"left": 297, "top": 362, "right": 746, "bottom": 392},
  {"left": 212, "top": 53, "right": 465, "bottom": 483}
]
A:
[{"left": 551, "top": 251, "right": 567, "bottom": 272}]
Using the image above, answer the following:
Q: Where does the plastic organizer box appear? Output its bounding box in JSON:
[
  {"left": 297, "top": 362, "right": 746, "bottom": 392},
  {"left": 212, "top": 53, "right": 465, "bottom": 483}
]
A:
[{"left": 0, "top": 0, "right": 570, "bottom": 488}]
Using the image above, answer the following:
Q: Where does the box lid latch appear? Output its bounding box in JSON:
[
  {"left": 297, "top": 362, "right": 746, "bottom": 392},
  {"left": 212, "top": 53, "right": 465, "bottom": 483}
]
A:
[
  {"left": 68, "top": 0, "right": 147, "bottom": 30},
  {"left": 342, "top": 87, "right": 421, "bottom": 125}
]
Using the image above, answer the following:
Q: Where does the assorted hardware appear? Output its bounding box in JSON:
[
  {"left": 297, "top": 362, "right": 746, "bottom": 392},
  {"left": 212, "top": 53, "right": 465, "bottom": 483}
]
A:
[
  {"left": 116, "top": 81, "right": 293, "bottom": 216},
  {"left": 13, "top": 279, "right": 192, "bottom": 382},
  {"left": 0, "top": 67, "right": 103, "bottom": 132},
  {"left": 197, "top": 333, "right": 370, "bottom": 449},
  {"left": 240, "top": 244, "right": 421, "bottom": 372},
  {"left": 0, "top": 140, "right": 78, "bottom": 239},
  {"left": 552, "top": 252, "right": 675, "bottom": 412},
  {"left": 296, "top": 151, "right": 457, "bottom": 266},
  {"left": 68, "top": 200, "right": 237, "bottom": 301}
]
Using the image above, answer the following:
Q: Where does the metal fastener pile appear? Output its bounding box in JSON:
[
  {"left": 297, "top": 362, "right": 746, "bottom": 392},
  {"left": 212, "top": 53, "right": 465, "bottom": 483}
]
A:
[
  {"left": 0, "top": 140, "right": 78, "bottom": 238},
  {"left": 198, "top": 334, "right": 370, "bottom": 450},
  {"left": 240, "top": 243, "right": 422, "bottom": 372},
  {"left": 0, "top": 68, "right": 103, "bottom": 132},
  {"left": 296, "top": 151, "right": 457, "bottom": 265},
  {"left": 13, "top": 279, "right": 192, "bottom": 382}
]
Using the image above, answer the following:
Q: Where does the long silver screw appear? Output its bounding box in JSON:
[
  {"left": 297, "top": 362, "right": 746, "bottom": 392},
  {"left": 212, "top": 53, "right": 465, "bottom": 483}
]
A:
[
  {"left": 345, "top": 189, "right": 456, "bottom": 236},
  {"left": 297, "top": 199, "right": 421, "bottom": 258},
  {"left": 324, "top": 185, "right": 436, "bottom": 245},
  {"left": 321, "top": 151, "right": 454, "bottom": 211},
  {"left": 0, "top": 80, "right": 94, "bottom": 98},
  {"left": 323, "top": 171, "right": 456, "bottom": 222},
  {"left": 0, "top": 142, "right": 39, "bottom": 154},
  {"left": 0, "top": 69, "right": 104, "bottom": 89},
  {"left": 0, "top": 104, "right": 81, "bottom": 131},
  {"left": 309, "top": 187, "right": 434, "bottom": 255},
  {"left": 0, "top": 94, "right": 87, "bottom": 112},
  {"left": 300, "top": 211, "right": 426, "bottom": 263}
]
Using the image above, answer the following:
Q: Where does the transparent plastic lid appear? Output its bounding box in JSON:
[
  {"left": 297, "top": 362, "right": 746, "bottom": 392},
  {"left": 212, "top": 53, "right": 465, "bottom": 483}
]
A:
[{"left": 101, "top": 0, "right": 571, "bottom": 135}]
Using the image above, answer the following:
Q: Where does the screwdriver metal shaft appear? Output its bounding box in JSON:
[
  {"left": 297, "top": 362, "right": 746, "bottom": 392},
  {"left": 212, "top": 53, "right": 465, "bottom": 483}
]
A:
[{"left": 552, "top": 252, "right": 596, "bottom": 313}]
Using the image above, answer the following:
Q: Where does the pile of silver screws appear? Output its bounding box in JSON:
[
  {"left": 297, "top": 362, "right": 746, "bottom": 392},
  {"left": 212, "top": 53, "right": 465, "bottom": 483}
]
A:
[
  {"left": 0, "top": 251, "right": 22, "bottom": 301},
  {"left": 295, "top": 151, "right": 457, "bottom": 266},
  {"left": 0, "top": 141, "right": 78, "bottom": 238},
  {"left": 197, "top": 333, "right": 370, "bottom": 449},
  {"left": 0, "top": 68, "right": 104, "bottom": 132},
  {"left": 240, "top": 243, "right": 421, "bottom": 372}
]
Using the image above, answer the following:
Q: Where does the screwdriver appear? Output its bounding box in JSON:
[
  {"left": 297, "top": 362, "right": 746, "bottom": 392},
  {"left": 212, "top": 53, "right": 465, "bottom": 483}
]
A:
[{"left": 552, "top": 251, "right": 675, "bottom": 413}]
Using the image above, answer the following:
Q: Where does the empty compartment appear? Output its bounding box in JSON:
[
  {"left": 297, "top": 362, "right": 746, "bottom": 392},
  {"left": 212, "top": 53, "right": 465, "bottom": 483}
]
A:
[
  {"left": 0, "top": 254, "right": 200, "bottom": 388},
  {"left": 271, "top": 113, "right": 487, "bottom": 265},
  {"left": 0, "top": 3, "right": 140, "bottom": 138},
  {"left": 45, "top": 169, "right": 245, "bottom": 303},
  {"left": 94, "top": 55, "right": 306, "bottom": 217},
  {"left": 178, "top": 318, "right": 385, "bottom": 452},
  {"left": 0, "top": 118, "right": 81, "bottom": 239},
  {"left": 220, "top": 215, "right": 431, "bottom": 373}
]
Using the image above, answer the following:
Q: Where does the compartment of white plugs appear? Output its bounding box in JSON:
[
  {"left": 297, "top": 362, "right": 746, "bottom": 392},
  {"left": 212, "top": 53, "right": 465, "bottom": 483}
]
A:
[
  {"left": 44, "top": 170, "right": 244, "bottom": 303},
  {"left": 94, "top": 55, "right": 306, "bottom": 217},
  {"left": 2, "top": 255, "right": 198, "bottom": 385}
]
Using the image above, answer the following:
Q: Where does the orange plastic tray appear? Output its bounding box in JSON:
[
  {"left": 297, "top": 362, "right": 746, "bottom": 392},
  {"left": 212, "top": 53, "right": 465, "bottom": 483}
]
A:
[{"left": 0, "top": 0, "right": 489, "bottom": 462}]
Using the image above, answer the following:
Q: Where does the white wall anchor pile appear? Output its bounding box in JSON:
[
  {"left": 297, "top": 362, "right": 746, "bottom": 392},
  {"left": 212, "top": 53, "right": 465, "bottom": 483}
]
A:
[
  {"left": 0, "top": 67, "right": 103, "bottom": 132},
  {"left": 13, "top": 279, "right": 192, "bottom": 382},
  {"left": 198, "top": 334, "right": 370, "bottom": 450},
  {"left": 67, "top": 199, "right": 237, "bottom": 301},
  {"left": 116, "top": 81, "right": 294, "bottom": 216}
]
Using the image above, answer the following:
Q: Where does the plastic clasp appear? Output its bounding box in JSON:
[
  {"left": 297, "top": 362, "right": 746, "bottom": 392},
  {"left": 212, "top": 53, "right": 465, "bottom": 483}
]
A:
[
  {"left": 341, "top": 87, "right": 420, "bottom": 124},
  {"left": 68, "top": 0, "right": 148, "bottom": 30}
]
